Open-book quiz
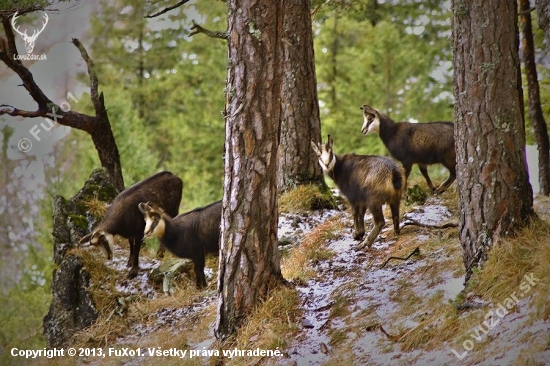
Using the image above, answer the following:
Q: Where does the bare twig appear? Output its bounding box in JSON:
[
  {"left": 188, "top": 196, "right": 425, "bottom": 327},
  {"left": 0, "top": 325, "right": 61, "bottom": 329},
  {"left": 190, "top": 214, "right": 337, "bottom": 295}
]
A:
[
  {"left": 144, "top": 0, "right": 192, "bottom": 18},
  {"left": 380, "top": 246, "right": 420, "bottom": 268},
  {"left": 189, "top": 20, "right": 228, "bottom": 40},
  {"left": 0, "top": 105, "right": 42, "bottom": 118},
  {"left": 314, "top": 302, "right": 334, "bottom": 312},
  {"left": 311, "top": 0, "right": 333, "bottom": 20},
  {"left": 401, "top": 218, "right": 458, "bottom": 229},
  {"left": 455, "top": 302, "right": 484, "bottom": 311},
  {"left": 71, "top": 38, "right": 102, "bottom": 116}
]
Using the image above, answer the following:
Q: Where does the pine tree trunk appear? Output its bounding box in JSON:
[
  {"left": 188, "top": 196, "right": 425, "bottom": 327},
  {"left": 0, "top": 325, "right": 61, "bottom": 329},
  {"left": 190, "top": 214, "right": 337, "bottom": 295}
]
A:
[
  {"left": 215, "top": 0, "right": 284, "bottom": 340},
  {"left": 524, "top": 0, "right": 550, "bottom": 195},
  {"left": 453, "top": 0, "right": 535, "bottom": 281},
  {"left": 277, "top": 0, "right": 325, "bottom": 192}
]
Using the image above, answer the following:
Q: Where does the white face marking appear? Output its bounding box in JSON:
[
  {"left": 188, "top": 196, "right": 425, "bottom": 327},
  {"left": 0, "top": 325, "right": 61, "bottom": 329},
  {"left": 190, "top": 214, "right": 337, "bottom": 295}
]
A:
[
  {"left": 144, "top": 213, "right": 165, "bottom": 239},
  {"left": 319, "top": 150, "right": 335, "bottom": 172},
  {"left": 362, "top": 114, "right": 380, "bottom": 134},
  {"left": 90, "top": 231, "right": 114, "bottom": 259}
]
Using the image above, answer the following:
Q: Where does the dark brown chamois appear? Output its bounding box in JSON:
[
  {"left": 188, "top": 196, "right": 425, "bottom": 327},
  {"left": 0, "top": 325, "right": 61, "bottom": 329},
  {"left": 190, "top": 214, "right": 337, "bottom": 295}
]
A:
[
  {"left": 79, "top": 171, "right": 183, "bottom": 278},
  {"left": 138, "top": 200, "right": 222, "bottom": 288},
  {"left": 360, "top": 104, "right": 456, "bottom": 194},
  {"left": 311, "top": 135, "right": 405, "bottom": 250}
]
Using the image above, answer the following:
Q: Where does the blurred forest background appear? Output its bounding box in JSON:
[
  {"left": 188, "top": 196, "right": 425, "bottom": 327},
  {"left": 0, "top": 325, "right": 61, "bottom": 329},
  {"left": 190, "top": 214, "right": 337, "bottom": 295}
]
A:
[{"left": 0, "top": 0, "right": 548, "bottom": 351}]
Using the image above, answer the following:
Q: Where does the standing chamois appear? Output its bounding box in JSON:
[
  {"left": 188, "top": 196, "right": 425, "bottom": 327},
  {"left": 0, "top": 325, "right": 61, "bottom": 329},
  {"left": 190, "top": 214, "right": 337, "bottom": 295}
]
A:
[
  {"left": 360, "top": 104, "right": 456, "bottom": 193},
  {"left": 311, "top": 135, "right": 405, "bottom": 249},
  {"left": 138, "top": 200, "right": 222, "bottom": 288},
  {"left": 79, "top": 171, "right": 183, "bottom": 278}
]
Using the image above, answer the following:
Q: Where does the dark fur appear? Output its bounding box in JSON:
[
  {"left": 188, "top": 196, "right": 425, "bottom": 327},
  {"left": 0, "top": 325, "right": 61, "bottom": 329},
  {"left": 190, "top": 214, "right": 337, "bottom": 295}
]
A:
[
  {"left": 311, "top": 135, "right": 405, "bottom": 249},
  {"left": 139, "top": 200, "right": 222, "bottom": 288},
  {"left": 360, "top": 104, "right": 456, "bottom": 193},
  {"left": 79, "top": 171, "right": 183, "bottom": 278}
]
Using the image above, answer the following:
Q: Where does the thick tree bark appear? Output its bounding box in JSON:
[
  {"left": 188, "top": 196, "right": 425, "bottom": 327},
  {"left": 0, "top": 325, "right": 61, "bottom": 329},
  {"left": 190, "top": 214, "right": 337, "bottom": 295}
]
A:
[
  {"left": 520, "top": 0, "right": 550, "bottom": 195},
  {"left": 277, "top": 0, "right": 325, "bottom": 192},
  {"left": 536, "top": 0, "right": 550, "bottom": 44},
  {"left": 215, "top": 0, "right": 284, "bottom": 339},
  {"left": 0, "top": 17, "right": 124, "bottom": 191},
  {"left": 453, "top": 0, "right": 535, "bottom": 281}
]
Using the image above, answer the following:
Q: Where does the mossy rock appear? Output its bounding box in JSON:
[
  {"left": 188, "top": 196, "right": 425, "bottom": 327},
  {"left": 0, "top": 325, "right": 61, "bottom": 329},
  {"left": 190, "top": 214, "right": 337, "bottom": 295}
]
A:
[
  {"left": 406, "top": 184, "right": 428, "bottom": 205},
  {"left": 279, "top": 184, "right": 337, "bottom": 213}
]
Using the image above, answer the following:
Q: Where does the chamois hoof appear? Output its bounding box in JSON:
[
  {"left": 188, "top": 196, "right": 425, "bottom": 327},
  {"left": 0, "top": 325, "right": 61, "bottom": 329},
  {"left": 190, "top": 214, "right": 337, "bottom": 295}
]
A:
[
  {"left": 128, "top": 268, "right": 139, "bottom": 279},
  {"left": 353, "top": 233, "right": 365, "bottom": 241},
  {"left": 355, "top": 241, "right": 371, "bottom": 251}
]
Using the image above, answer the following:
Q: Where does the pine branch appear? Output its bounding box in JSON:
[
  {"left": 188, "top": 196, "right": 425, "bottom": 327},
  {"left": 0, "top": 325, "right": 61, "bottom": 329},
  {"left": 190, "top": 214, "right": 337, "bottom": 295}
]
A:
[
  {"left": 189, "top": 20, "right": 228, "bottom": 40},
  {"left": 144, "top": 0, "right": 192, "bottom": 18}
]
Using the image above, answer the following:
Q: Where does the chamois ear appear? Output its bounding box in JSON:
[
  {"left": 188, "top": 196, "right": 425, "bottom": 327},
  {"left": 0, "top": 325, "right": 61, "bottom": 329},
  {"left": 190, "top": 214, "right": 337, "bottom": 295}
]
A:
[
  {"left": 138, "top": 202, "right": 148, "bottom": 214},
  {"left": 361, "top": 104, "right": 379, "bottom": 118},
  {"left": 148, "top": 201, "right": 164, "bottom": 213},
  {"left": 79, "top": 232, "right": 92, "bottom": 245},
  {"left": 311, "top": 139, "right": 322, "bottom": 156}
]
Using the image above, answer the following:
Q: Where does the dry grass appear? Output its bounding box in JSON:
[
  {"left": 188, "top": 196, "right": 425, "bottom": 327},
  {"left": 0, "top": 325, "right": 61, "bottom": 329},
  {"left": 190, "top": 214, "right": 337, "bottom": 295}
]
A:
[
  {"left": 396, "top": 216, "right": 550, "bottom": 355},
  {"left": 83, "top": 194, "right": 109, "bottom": 218},
  {"left": 470, "top": 218, "right": 550, "bottom": 320},
  {"left": 281, "top": 214, "right": 345, "bottom": 282},
  {"left": 224, "top": 285, "right": 301, "bottom": 365},
  {"left": 278, "top": 184, "right": 337, "bottom": 213}
]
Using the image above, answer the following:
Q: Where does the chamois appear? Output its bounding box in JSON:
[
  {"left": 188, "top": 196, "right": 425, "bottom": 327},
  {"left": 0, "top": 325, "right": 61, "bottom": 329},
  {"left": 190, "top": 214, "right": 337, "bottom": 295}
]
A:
[
  {"left": 360, "top": 104, "right": 456, "bottom": 194},
  {"left": 311, "top": 135, "right": 405, "bottom": 250},
  {"left": 79, "top": 171, "right": 183, "bottom": 278},
  {"left": 138, "top": 200, "right": 222, "bottom": 288}
]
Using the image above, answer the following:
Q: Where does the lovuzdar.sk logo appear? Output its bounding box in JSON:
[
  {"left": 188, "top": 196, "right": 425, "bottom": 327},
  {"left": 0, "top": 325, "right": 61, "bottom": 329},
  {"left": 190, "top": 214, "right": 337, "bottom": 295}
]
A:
[{"left": 11, "top": 11, "right": 49, "bottom": 61}]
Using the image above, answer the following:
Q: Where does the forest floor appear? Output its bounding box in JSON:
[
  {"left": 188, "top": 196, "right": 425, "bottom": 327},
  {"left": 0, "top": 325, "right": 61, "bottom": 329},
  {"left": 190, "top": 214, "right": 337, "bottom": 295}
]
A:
[{"left": 62, "top": 186, "right": 550, "bottom": 366}]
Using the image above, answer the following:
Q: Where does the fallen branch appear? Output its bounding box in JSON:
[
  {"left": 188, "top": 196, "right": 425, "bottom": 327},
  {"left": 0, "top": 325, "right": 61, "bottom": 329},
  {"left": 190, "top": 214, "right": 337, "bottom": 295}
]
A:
[
  {"left": 454, "top": 302, "right": 484, "bottom": 311},
  {"left": 314, "top": 301, "right": 334, "bottom": 312},
  {"left": 401, "top": 218, "right": 458, "bottom": 229},
  {"left": 380, "top": 246, "right": 420, "bottom": 268}
]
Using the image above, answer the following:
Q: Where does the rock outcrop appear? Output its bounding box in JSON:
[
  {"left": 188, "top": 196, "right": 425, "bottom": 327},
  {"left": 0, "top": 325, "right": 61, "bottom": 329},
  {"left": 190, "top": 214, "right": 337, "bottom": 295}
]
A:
[{"left": 43, "top": 168, "right": 118, "bottom": 348}]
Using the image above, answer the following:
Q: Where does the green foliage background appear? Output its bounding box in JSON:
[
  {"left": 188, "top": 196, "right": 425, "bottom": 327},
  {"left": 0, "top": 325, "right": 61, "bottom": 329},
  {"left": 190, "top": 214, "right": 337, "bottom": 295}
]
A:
[{"left": 3, "top": 0, "right": 548, "bottom": 358}]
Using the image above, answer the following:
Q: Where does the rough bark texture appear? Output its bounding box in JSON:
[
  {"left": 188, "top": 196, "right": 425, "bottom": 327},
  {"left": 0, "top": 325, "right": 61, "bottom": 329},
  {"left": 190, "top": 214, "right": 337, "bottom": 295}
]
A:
[
  {"left": 44, "top": 169, "right": 118, "bottom": 347},
  {"left": 453, "top": 0, "right": 535, "bottom": 281},
  {"left": 536, "top": 0, "right": 550, "bottom": 44},
  {"left": 277, "top": 0, "right": 325, "bottom": 192},
  {"left": 215, "top": 0, "right": 284, "bottom": 339},
  {"left": 0, "top": 16, "right": 124, "bottom": 191},
  {"left": 520, "top": 0, "right": 550, "bottom": 195}
]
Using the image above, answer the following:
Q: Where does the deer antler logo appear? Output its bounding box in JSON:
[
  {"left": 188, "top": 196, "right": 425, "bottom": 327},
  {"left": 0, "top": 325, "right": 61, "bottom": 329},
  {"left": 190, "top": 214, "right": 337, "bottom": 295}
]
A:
[{"left": 11, "top": 12, "right": 49, "bottom": 54}]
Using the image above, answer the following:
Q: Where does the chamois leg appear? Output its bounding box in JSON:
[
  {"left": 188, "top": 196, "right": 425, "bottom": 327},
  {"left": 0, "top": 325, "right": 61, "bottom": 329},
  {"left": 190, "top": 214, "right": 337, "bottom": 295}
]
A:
[
  {"left": 352, "top": 204, "right": 367, "bottom": 240},
  {"left": 356, "top": 205, "right": 385, "bottom": 250},
  {"left": 435, "top": 164, "right": 456, "bottom": 194},
  {"left": 390, "top": 199, "right": 401, "bottom": 234},
  {"left": 156, "top": 244, "right": 165, "bottom": 258},
  {"left": 418, "top": 164, "right": 436, "bottom": 192},
  {"left": 193, "top": 256, "right": 208, "bottom": 289},
  {"left": 128, "top": 237, "right": 140, "bottom": 278}
]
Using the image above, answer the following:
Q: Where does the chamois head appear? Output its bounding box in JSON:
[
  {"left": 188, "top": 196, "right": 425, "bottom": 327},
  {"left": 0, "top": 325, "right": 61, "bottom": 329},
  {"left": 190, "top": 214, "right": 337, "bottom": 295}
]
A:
[
  {"left": 79, "top": 230, "right": 114, "bottom": 260},
  {"left": 138, "top": 202, "right": 166, "bottom": 239},
  {"left": 311, "top": 134, "right": 336, "bottom": 173},
  {"left": 360, "top": 104, "right": 382, "bottom": 135}
]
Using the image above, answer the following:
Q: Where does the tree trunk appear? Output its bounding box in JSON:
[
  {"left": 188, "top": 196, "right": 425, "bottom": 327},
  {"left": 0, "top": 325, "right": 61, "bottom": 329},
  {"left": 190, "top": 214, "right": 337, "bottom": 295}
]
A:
[
  {"left": 536, "top": 0, "right": 550, "bottom": 44},
  {"left": 520, "top": 0, "right": 550, "bottom": 195},
  {"left": 215, "top": 0, "right": 284, "bottom": 340},
  {"left": 453, "top": 0, "right": 535, "bottom": 281},
  {"left": 277, "top": 0, "right": 325, "bottom": 192}
]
